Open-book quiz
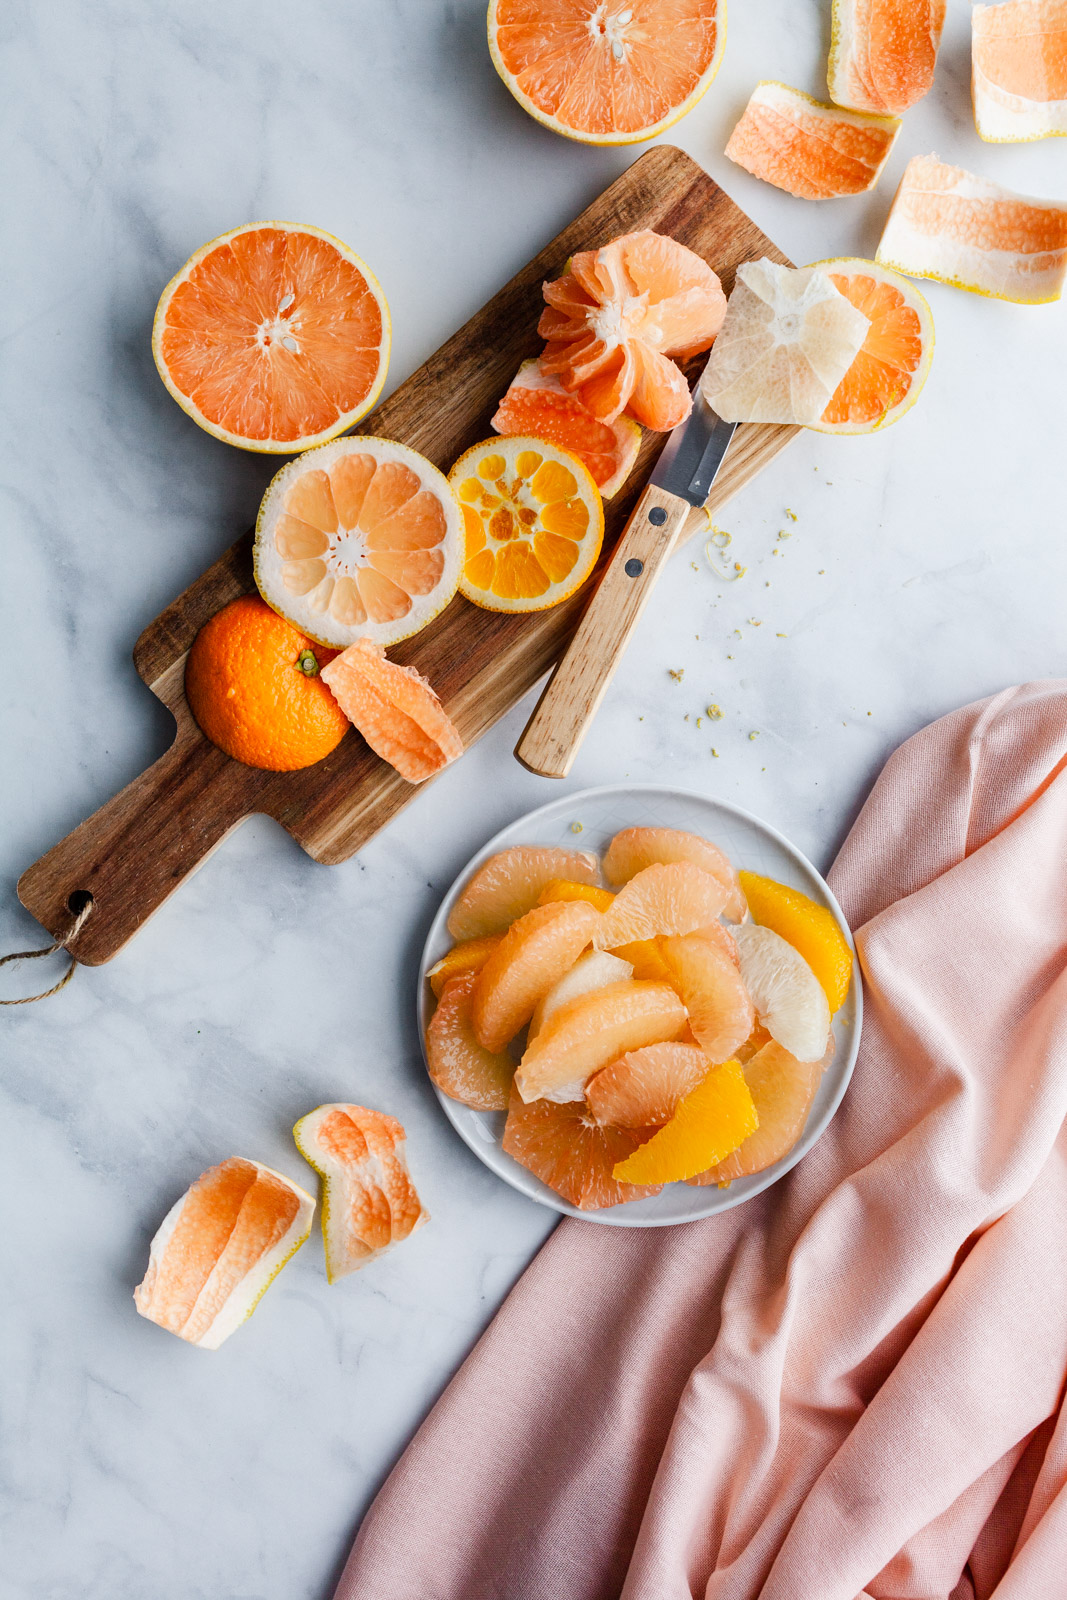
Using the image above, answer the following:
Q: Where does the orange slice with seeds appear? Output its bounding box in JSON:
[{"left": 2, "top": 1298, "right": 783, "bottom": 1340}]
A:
[
  {"left": 594, "top": 861, "right": 730, "bottom": 950},
  {"left": 689, "top": 1037, "right": 833, "bottom": 1186},
  {"left": 428, "top": 935, "right": 503, "bottom": 997},
  {"left": 726, "top": 82, "right": 900, "bottom": 199},
  {"left": 973, "top": 0, "right": 1067, "bottom": 142},
  {"left": 451, "top": 436, "right": 604, "bottom": 614},
  {"left": 585, "top": 1041, "right": 712, "bottom": 1128},
  {"left": 447, "top": 846, "right": 600, "bottom": 940},
  {"left": 515, "top": 979, "right": 687, "bottom": 1104},
  {"left": 828, "top": 0, "right": 946, "bottom": 115},
  {"left": 321, "top": 639, "right": 463, "bottom": 784},
  {"left": 425, "top": 972, "right": 515, "bottom": 1112},
  {"left": 471, "top": 899, "right": 602, "bottom": 1052},
  {"left": 612, "top": 1057, "right": 758, "bottom": 1183},
  {"left": 811, "top": 259, "right": 934, "bottom": 434},
  {"left": 602, "top": 826, "right": 746, "bottom": 921},
  {"left": 502, "top": 1086, "right": 662, "bottom": 1210},
  {"left": 492, "top": 360, "right": 641, "bottom": 498}
]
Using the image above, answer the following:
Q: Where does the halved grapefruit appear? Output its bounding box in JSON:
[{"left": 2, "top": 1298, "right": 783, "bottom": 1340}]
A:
[
  {"left": 812, "top": 259, "right": 934, "bottom": 433},
  {"left": 492, "top": 360, "right": 641, "bottom": 497}
]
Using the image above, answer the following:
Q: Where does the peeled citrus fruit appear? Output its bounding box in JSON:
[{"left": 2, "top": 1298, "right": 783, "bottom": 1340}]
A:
[
  {"left": 701, "top": 260, "right": 871, "bottom": 426},
  {"left": 255, "top": 436, "right": 463, "bottom": 649},
  {"left": 586, "top": 1041, "right": 711, "bottom": 1127},
  {"left": 529, "top": 948, "right": 633, "bottom": 1039},
  {"left": 185, "top": 595, "right": 349, "bottom": 771},
  {"left": 428, "top": 935, "right": 503, "bottom": 997},
  {"left": 133, "top": 1157, "right": 314, "bottom": 1348},
  {"left": 690, "top": 1037, "right": 833, "bottom": 1186},
  {"left": 594, "top": 861, "right": 730, "bottom": 950},
  {"left": 602, "top": 826, "right": 746, "bottom": 921},
  {"left": 321, "top": 639, "right": 463, "bottom": 784},
  {"left": 492, "top": 360, "right": 641, "bottom": 497},
  {"left": 973, "top": 0, "right": 1067, "bottom": 142},
  {"left": 725, "top": 82, "right": 900, "bottom": 199},
  {"left": 539, "top": 230, "right": 726, "bottom": 429},
  {"left": 733, "top": 924, "right": 831, "bottom": 1064},
  {"left": 502, "top": 1086, "right": 662, "bottom": 1210},
  {"left": 487, "top": 0, "right": 725, "bottom": 146},
  {"left": 426, "top": 972, "right": 515, "bottom": 1111},
  {"left": 738, "top": 871, "right": 853, "bottom": 1012},
  {"left": 472, "top": 899, "right": 601, "bottom": 1052},
  {"left": 451, "top": 436, "right": 604, "bottom": 614},
  {"left": 447, "top": 846, "right": 600, "bottom": 940},
  {"left": 612, "top": 1057, "right": 758, "bottom": 1184},
  {"left": 516, "top": 979, "right": 687, "bottom": 1103},
  {"left": 876, "top": 154, "right": 1067, "bottom": 304},
  {"left": 828, "top": 0, "right": 945, "bottom": 115},
  {"left": 659, "top": 932, "right": 755, "bottom": 1062},
  {"left": 152, "top": 222, "right": 389, "bottom": 452},
  {"left": 536, "top": 879, "right": 616, "bottom": 912},
  {"left": 811, "top": 259, "right": 934, "bottom": 434},
  {"left": 293, "top": 1104, "right": 428, "bottom": 1282}
]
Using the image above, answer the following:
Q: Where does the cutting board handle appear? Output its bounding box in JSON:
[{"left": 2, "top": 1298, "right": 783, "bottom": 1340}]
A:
[{"left": 17, "top": 727, "right": 254, "bottom": 968}]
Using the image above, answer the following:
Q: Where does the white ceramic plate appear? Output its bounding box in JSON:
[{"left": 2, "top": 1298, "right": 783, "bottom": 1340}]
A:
[{"left": 418, "top": 785, "right": 861, "bottom": 1226}]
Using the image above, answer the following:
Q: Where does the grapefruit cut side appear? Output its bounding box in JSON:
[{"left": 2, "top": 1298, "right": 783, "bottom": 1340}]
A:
[
  {"left": 812, "top": 259, "right": 934, "bottom": 434},
  {"left": 472, "top": 899, "right": 601, "bottom": 1052},
  {"left": 447, "top": 846, "right": 600, "bottom": 940},
  {"left": 321, "top": 639, "right": 463, "bottom": 784},
  {"left": 828, "top": 0, "right": 945, "bottom": 115},
  {"left": 725, "top": 82, "right": 900, "bottom": 199},
  {"left": 594, "top": 861, "right": 730, "bottom": 950},
  {"left": 973, "top": 0, "right": 1067, "bottom": 142},
  {"left": 689, "top": 1037, "right": 833, "bottom": 1185},
  {"left": 586, "top": 1041, "right": 712, "bottom": 1127},
  {"left": 502, "top": 1087, "right": 662, "bottom": 1210},
  {"left": 516, "top": 979, "right": 687, "bottom": 1103},
  {"left": 733, "top": 924, "right": 831, "bottom": 1063},
  {"left": 602, "top": 826, "right": 745, "bottom": 921},
  {"left": 425, "top": 972, "right": 515, "bottom": 1111},
  {"left": 612, "top": 1057, "right": 758, "bottom": 1183},
  {"left": 492, "top": 360, "right": 641, "bottom": 498},
  {"left": 153, "top": 222, "right": 390, "bottom": 452}
]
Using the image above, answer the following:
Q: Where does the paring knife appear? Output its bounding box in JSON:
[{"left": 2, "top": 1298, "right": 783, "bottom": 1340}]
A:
[{"left": 515, "top": 375, "right": 737, "bottom": 779}]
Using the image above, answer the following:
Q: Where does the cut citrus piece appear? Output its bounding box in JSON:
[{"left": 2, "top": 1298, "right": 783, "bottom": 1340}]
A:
[
  {"left": 529, "top": 948, "right": 633, "bottom": 1040},
  {"left": 726, "top": 82, "right": 900, "bottom": 199},
  {"left": 602, "top": 826, "right": 746, "bottom": 921},
  {"left": 659, "top": 932, "right": 755, "bottom": 1062},
  {"left": 594, "top": 861, "right": 730, "bottom": 950},
  {"left": 293, "top": 1104, "right": 428, "bottom": 1282},
  {"left": 689, "top": 1036, "right": 834, "bottom": 1185},
  {"left": 133, "top": 1157, "right": 314, "bottom": 1348},
  {"left": 828, "top": 0, "right": 945, "bottom": 114},
  {"left": 516, "top": 979, "right": 687, "bottom": 1103},
  {"left": 492, "top": 360, "right": 641, "bottom": 498},
  {"left": 536, "top": 878, "right": 616, "bottom": 912},
  {"left": 425, "top": 971, "right": 516, "bottom": 1111},
  {"left": 320, "top": 638, "right": 463, "bottom": 784},
  {"left": 539, "top": 230, "right": 726, "bottom": 429},
  {"left": 811, "top": 258, "right": 934, "bottom": 434},
  {"left": 876, "top": 154, "right": 1067, "bottom": 303},
  {"left": 451, "top": 436, "right": 604, "bottom": 613},
  {"left": 738, "top": 870, "right": 853, "bottom": 1012},
  {"left": 700, "top": 260, "right": 871, "bottom": 426},
  {"left": 586, "top": 1041, "right": 712, "bottom": 1127},
  {"left": 612, "top": 1057, "right": 758, "bottom": 1183},
  {"left": 471, "top": 900, "right": 601, "bottom": 1052},
  {"left": 733, "top": 924, "right": 831, "bottom": 1063},
  {"left": 502, "top": 1086, "right": 662, "bottom": 1209},
  {"left": 973, "top": 0, "right": 1067, "bottom": 142},
  {"left": 185, "top": 595, "right": 349, "bottom": 771},
  {"left": 152, "top": 222, "right": 389, "bottom": 452},
  {"left": 254, "top": 435, "right": 463, "bottom": 649},
  {"left": 488, "top": 0, "right": 725, "bottom": 147},
  {"left": 428, "top": 935, "right": 503, "bottom": 997},
  {"left": 447, "top": 846, "right": 600, "bottom": 940},
  {"left": 611, "top": 937, "right": 674, "bottom": 982}
]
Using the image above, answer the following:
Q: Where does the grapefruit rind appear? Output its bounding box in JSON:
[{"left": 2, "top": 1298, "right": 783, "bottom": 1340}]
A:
[
  {"left": 828, "top": 0, "right": 945, "bottom": 116},
  {"left": 807, "top": 258, "right": 934, "bottom": 435},
  {"left": 972, "top": 0, "right": 1067, "bottom": 142},
  {"left": 725, "top": 81, "right": 900, "bottom": 200}
]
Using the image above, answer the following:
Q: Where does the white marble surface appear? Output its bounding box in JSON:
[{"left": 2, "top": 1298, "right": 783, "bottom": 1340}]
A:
[{"left": 2, "top": 3, "right": 1066, "bottom": 1597}]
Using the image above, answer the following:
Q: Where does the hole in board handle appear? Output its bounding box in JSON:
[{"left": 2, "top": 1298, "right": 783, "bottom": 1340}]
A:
[{"left": 67, "top": 890, "right": 94, "bottom": 916}]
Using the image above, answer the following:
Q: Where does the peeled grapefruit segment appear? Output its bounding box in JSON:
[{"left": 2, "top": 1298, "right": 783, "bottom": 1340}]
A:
[
  {"left": 811, "top": 259, "right": 934, "bottom": 434},
  {"left": 875, "top": 154, "right": 1067, "bottom": 303},
  {"left": 320, "top": 638, "right": 463, "bottom": 784},
  {"left": 612, "top": 1057, "right": 758, "bottom": 1183},
  {"left": 601, "top": 826, "right": 745, "bottom": 921},
  {"left": 739, "top": 870, "right": 853, "bottom": 1011},
  {"left": 701, "top": 261, "right": 871, "bottom": 426},
  {"left": 726, "top": 82, "right": 900, "bottom": 199},
  {"left": 828, "top": 0, "right": 946, "bottom": 115},
  {"left": 973, "top": 0, "right": 1067, "bottom": 142},
  {"left": 472, "top": 899, "right": 601, "bottom": 1052},
  {"left": 529, "top": 948, "right": 633, "bottom": 1040},
  {"left": 133, "top": 1157, "right": 314, "bottom": 1348},
  {"left": 293, "top": 1104, "right": 428, "bottom": 1282},
  {"left": 502, "top": 1087, "right": 662, "bottom": 1210},
  {"left": 594, "top": 861, "right": 730, "bottom": 950},
  {"left": 689, "top": 1037, "right": 833, "bottom": 1186},
  {"left": 539, "top": 230, "right": 727, "bottom": 430},
  {"left": 152, "top": 222, "right": 390, "bottom": 452},
  {"left": 425, "top": 972, "right": 515, "bottom": 1111},
  {"left": 255, "top": 436, "right": 463, "bottom": 649},
  {"left": 733, "top": 924, "right": 831, "bottom": 1063},
  {"left": 488, "top": 0, "right": 725, "bottom": 147},
  {"left": 659, "top": 932, "right": 755, "bottom": 1062},
  {"left": 428, "top": 935, "right": 503, "bottom": 997},
  {"left": 447, "top": 846, "right": 600, "bottom": 940},
  {"left": 492, "top": 360, "right": 641, "bottom": 498},
  {"left": 516, "top": 979, "right": 687, "bottom": 1103},
  {"left": 586, "top": 1041, "right": 712, "bottom": 1127}
]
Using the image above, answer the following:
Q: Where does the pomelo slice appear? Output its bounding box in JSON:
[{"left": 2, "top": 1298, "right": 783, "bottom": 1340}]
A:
[
  {"left": 973, "top": 0, "right": 1067, "bottom": 142},
  {"left": 428, "top": 935, "right": 503, "bottom": 997},
  {"left": 659, "top": 932, "right": 755, "bottom": 1062},
  {"left": 601, "top": 826, "right": 745, "bottom": 921},
  {"left": 321, "top": 639, "right": 463, "bottom": 784},
  {"left": 488, "top": 0, "right": 725, "bottom": 147},
  {"left": 472, "top": 899, "right": 601, "bottom": 1052},
  {"left": 828, "top": 0, "right": 945, "bottom": 115},
  {"left": 875, "top": 154, "right": 1067, "bottom": 303},
  {"left": 447, "top": 846, "right": 600, "bottom": 940},
  {"left": 255, "top": 436, "right": 463, "bottom": 649},
  {"left": 529, "top": 948, "right": 633, "bottom": 1040},
  {"left": 738, "top": 870, "right": 853, "bottom": 1011},
  {"left": 612, "top": 1057, "right": 758, "bottom": 1183},
  {"left": 593, "top": 861, "right": 730, "bottom": 950},
  {"left": 501, "top": 1086, "right": 662, "bottom": 1210},
  {"left": 133, "top": 1157, "right": 314, "bottom": 1348},
  {"left": 811, "top": 259, "right": 934, "bottom": 434},
  {"left": 585, "top": 1041, "right": 712, "bottom": 1127},
  {"left": 425, "top": 972, "right": 515, "bottom": 1111},
  {"left": 725, "top": 82, "right": 900, "bottom": 199},
  {"left": 152, "top": 222, "right": 389, "bottom": 452},
  {"left": 293, "top": 1104, "right": 428, "bottom": 1283},
  {"left": 539, "top": 230, "right": 727, "bottom": 430},
  {"left": 492, "top": 360, "right": 641, "bottom": 498},
  {"left": 733, "top": 924, "right": 831, "bottom": 1064},
  {"left": 700, "top": 260, "right": 871, "bottom": 426},
  {"left": 689, "top": 1036, "right": 834, "bottom": 1186},
  {"left": 516, "top": 979, "right": 688, "bottom": 1103}
]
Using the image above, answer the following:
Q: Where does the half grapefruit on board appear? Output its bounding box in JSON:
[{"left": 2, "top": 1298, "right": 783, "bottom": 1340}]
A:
[
  {"left": 811, "top": 259, "right": 934, "bottom": 434},
  {"left": 153, "top": 222, "right": 390, "bottom": 452}
]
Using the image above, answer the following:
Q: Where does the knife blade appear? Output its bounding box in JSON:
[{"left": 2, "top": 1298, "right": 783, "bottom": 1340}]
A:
[{"left": 650, "top": 383, "right": 737, "bottom": 506}]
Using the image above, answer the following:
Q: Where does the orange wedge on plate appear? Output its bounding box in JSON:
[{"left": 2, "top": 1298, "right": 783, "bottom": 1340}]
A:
[
  {"left": 725, "top": 82, "right": 900, "bottom": 199},
  {"left": 972, "top": 0, "right": 1067, "bottom": 142},
  {"left": 689, "top": 1037, "right": 833, "bottom": 1185},
  {"left": 612, "top": 1057, "right": 758, "bottom": 1183},
  {"left": 492, "top": 360, "right": 641, "bottom": 498},
  {"left": 738, "top": 870, "right": 854, "bottom": 1011},
  {"left": 828, "top": 0, "right": 946, "bottom": 115},
  {"left": 428, "top": 935, "right": 503, "bottom": 997},
  {"left": 321, "top": 639, "right": 463, "bottom": 783},
  {"left": 811, "top": 259, "right": 934, "bottom": 433}
]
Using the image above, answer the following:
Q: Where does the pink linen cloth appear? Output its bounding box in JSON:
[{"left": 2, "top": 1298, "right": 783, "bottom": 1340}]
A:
[{"left": 337, "top": 682, "right": 1067, "bottom": 1600}]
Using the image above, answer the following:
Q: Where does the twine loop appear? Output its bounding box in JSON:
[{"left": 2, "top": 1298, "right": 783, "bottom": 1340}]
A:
[{"left": 0, "top": 898, "right": 93, "bottom": 1005}]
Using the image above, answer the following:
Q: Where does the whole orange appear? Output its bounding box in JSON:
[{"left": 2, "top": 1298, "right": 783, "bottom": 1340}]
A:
[{"left": 185, "top": 595, "right": 349, "bottom": 771}]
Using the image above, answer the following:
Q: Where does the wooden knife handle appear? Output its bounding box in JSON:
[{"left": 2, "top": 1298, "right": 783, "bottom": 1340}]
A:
[{"left": 516, "top": 482, "right": 692, "bottom": 779}]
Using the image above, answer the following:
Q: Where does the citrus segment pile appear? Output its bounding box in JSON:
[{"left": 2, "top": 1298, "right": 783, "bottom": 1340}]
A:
[
  {"left": 811, "top": 260, "right": 934, "bottom": 433},
  {"left": 602, "top": 826, "right": 746, "bottom": 921},
  {"left": 972, "top": 0, "right": 1067, "bottom": 141},
  {"left": 612, "top": 1058, "right": 758, "bottom": 1184},
  {"left": 492, "top": 360, "right": 641, "bottom": 497},
  {"left": 725, "top": 82, "right": 900, "bottom": 199},
  {"left": 153, "top": 222, "right": 390, "bottom": 452},
  {"left": 828, "top": 0, "right": 946, "bottom": 115},
  {"left": 426, "top": 972, "right": 516, "bottom": 1110},
  {"left": 321, "top": 638, "right": 463, "bottom": 784},
  {"left": 447, "top": 846, "right": 600, "bottom": 939},
  {"left": 739, "top": 871, "right": 854, "bottom": 1010}
]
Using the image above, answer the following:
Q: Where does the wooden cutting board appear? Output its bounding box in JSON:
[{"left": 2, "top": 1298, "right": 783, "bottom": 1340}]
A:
[{"left": 19, "top": 145, "right": 797, "bottom": 966}]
